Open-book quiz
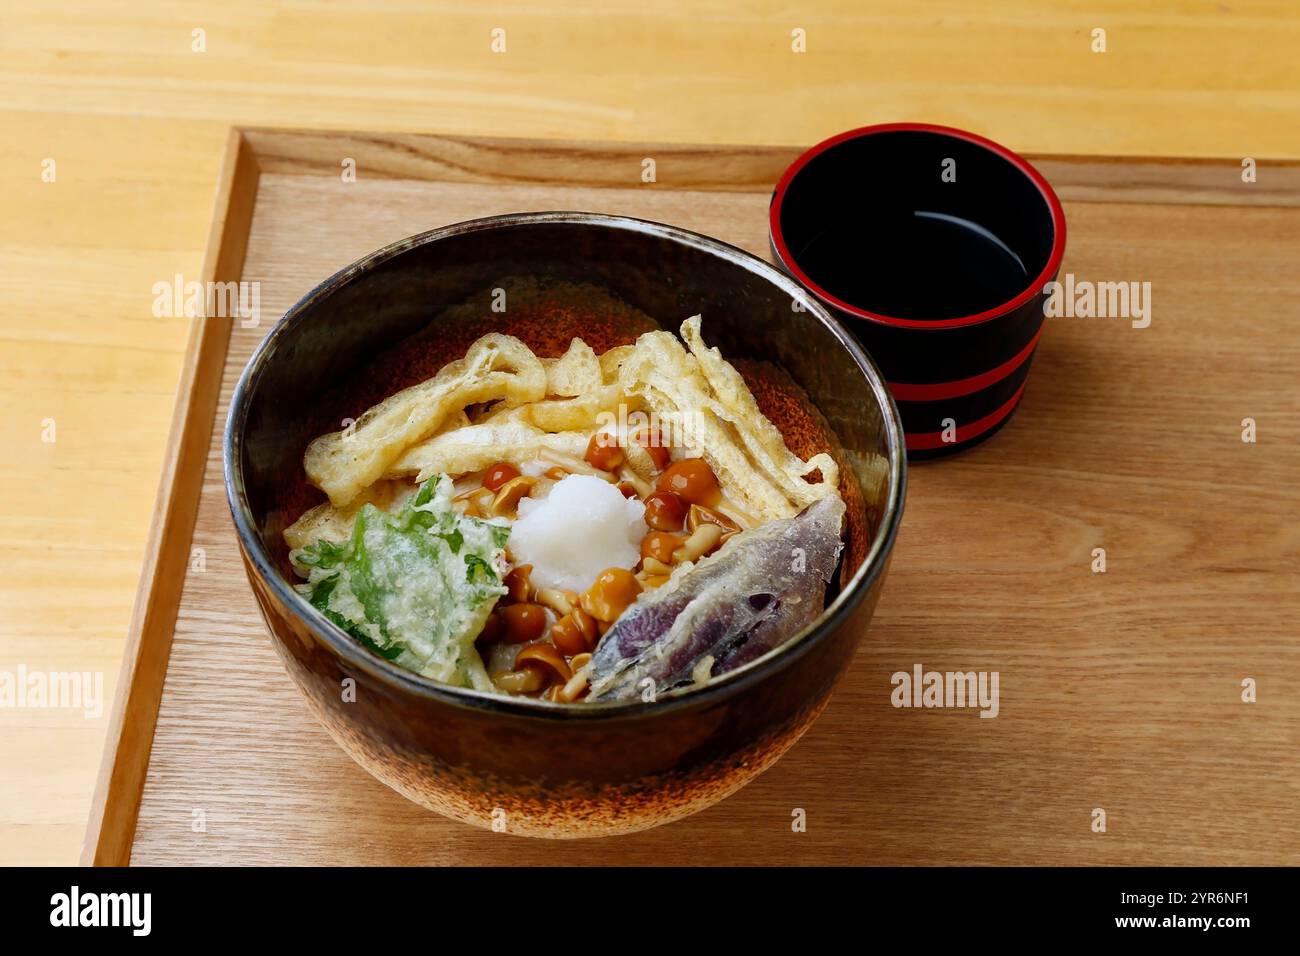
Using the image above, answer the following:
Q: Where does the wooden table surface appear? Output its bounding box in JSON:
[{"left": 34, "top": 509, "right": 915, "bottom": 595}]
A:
[{"left": 3, "top": 1, "right": 1299, "bottom": 866}]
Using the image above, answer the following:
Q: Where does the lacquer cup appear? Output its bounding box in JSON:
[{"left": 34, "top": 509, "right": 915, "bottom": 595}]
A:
[{"left": 770, "top": 123, "right": 1067, "bottom": 459}]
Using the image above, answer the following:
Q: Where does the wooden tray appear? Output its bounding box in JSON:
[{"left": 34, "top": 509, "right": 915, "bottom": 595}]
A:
[{"left": 85, "top": 128, "right": 1300, "bottom": 866}]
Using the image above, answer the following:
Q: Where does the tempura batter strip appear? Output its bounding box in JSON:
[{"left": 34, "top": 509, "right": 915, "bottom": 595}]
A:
[
  {"left": 389, "top": 420, "right": 590, "bottom": 483},
  {"left": 284, "top": 479, "right": 413, "bottom": 561},
  {"left": 680, "top": 316, "right": 839, "bottom": 501},
  {"left": 304, "top": 334, "right": 546, "bottom": 507},
  {"left": 510, "top": 383, "right": 638, "bottom": 434},
  {"left": 598, "top": 344, "right": 636, "bottom": 384},
  {"left": 541, "top": 338, "right": 603, "bottom": 397},
  {"left": 617, "top": 320, "right": 839, "bottom": 520}
]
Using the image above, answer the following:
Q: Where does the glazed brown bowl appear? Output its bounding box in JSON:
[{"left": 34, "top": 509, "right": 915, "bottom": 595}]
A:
[{"left": 224, "top": 212, "right": 906, "bottom": 838}]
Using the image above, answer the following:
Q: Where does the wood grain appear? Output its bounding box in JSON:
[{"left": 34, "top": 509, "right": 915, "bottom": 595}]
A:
[
  {"left": 80, "top": 130, "right": 260, "bottom": 866},
  {"left": 114, "top": 130, "right": 1300, "bottom": 866},
  {"left": 244, "top": 128, "right": 1300, "bottom": 206}
]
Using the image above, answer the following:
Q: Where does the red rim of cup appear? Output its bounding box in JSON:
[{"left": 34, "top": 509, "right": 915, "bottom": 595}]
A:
[{"left": 769, "top": 122, "right": 1068, "bottom": 333}]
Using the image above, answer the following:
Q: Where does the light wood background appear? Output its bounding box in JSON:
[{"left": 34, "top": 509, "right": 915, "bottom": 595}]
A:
[{"left": 3, "top": 2, "right": 1300, "bottom": 865}]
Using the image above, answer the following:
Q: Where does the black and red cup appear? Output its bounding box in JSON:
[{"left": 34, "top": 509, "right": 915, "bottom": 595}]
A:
[{"left": 770, "top": 123, "right": 1066, "bottom": 459}]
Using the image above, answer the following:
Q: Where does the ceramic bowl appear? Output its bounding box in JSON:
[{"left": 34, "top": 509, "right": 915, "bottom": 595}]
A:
[{"left": 225, "top": 212, "right": 906, "bottom": 837}]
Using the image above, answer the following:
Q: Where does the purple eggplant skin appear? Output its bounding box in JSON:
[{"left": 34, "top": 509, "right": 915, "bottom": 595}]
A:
[{"left": 587, "top": 495, "right": 846, "bottom": 701}]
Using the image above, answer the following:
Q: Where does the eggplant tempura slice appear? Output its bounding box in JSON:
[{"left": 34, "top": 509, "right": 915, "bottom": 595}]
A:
[{"left": 587, "top": 494, "right": 846, "bottom": 701}]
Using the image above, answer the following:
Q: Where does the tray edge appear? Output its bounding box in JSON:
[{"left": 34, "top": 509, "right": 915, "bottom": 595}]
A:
[
  {"left": 81, "top": 127, "right": 259, "bottom": 866},
  {"left": 89, "top": 125, "right": 1300, "bottom": 866},
  {"left": 240, "top": 126, "right": 1300, "bottom": 206}
]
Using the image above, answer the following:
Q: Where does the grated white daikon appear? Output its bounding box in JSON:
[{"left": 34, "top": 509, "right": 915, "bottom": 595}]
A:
[{"left": 509, "top": 474, "right": 647, "bottom": 593}]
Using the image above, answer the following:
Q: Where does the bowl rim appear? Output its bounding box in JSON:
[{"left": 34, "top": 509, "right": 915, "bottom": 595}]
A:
[
  {"left": 769, "top": 122, "right": 1068, "bottom": 331},
  {"left": 224, "top": 211, "right": 907, "bottom": 721}
]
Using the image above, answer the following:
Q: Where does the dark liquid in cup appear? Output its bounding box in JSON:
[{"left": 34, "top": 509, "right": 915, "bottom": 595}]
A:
[{"left": 796, "top": 211, "right": 1029, "bottom": 321}]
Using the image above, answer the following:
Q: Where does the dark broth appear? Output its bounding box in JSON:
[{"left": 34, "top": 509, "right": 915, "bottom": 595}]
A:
[{"left": 796, "top": 210, "right": 1029, "bottom": 321}]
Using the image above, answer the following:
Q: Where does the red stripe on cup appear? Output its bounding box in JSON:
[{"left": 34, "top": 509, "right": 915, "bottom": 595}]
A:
[
  {"left": 905, "top": 382, "right": 1028, "bottom": 451},
  {"left": 888, "top": 326, "right": 1043, "bottom": 402}
]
